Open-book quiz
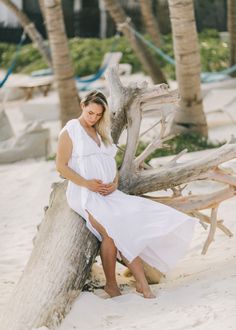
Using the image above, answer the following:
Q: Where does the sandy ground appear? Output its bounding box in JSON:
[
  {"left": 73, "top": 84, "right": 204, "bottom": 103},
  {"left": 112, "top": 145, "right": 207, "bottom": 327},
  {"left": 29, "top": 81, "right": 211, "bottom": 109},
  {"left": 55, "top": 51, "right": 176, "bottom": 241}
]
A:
[{"left": 0, "top": 74, "right": 236, "bottom": 329}]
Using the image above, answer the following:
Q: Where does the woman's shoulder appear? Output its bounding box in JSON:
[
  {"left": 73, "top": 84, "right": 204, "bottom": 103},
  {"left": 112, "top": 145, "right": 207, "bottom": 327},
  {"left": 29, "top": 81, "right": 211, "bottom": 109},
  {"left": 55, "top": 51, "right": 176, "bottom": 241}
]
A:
[
  {"left": 65, "top": 118, "right": 78, "bottom": 129},
  {"left": 58, "top": 118, "right": 80, "bottom": 140}
]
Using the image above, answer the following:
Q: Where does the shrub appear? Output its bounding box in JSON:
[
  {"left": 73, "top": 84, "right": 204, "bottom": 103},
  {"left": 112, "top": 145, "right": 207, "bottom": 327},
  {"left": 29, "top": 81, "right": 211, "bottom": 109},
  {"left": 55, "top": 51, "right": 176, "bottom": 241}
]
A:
[
  {"left": 0, "top": 29, "right": 230, "bottom": 80},
  {"left": 115, "top": 133, "right": 224, "bottom": 167}
]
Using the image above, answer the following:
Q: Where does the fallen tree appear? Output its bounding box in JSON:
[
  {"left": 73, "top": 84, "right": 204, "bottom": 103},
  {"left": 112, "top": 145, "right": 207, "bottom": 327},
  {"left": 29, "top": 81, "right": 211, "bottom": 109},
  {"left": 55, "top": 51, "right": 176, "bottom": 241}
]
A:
[{"left": 1, "top": 67, "right": 236, "bottom": 330}]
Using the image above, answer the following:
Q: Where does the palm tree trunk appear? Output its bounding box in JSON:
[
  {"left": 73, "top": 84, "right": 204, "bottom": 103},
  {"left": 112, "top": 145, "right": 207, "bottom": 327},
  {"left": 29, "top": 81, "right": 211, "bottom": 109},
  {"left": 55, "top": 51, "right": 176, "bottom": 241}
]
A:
[
  {"left": 168, "top": 0, "right": 208, "bottom": 137},
  {"left": 43, "top": 0, "right": 81, "bottom": 126},
  {"left": 38, "top": 0, "right": 46, "bottom": 24},
  {"left": 140, "top": 0, "right": 162, "bottom": 47},
  {"left": 227, "top": 0, "right": 236, "bottom": 68},
  {"left": 103, "top": 0, "right": 167, "bottom": 84},
  {"left": 0, "top": 0, "right": 51, "bottom": 68}
]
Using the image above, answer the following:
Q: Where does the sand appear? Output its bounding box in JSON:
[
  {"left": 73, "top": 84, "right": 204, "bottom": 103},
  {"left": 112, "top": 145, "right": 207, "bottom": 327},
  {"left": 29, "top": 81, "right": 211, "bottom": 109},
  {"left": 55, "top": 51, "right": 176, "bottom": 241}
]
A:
[{"left": 0, "top": 75, "right": 236, "bottom": 329}]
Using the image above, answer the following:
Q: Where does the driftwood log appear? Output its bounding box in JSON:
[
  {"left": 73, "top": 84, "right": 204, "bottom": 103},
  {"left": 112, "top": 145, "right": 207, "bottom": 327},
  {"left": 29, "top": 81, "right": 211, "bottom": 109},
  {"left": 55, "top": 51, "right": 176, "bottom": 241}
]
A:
[
  {"left": 0, "top": 181, "right": 100, "bottom": 330},
  {"left": 1, "top": 67, "right": 236, "bottom": 330}
]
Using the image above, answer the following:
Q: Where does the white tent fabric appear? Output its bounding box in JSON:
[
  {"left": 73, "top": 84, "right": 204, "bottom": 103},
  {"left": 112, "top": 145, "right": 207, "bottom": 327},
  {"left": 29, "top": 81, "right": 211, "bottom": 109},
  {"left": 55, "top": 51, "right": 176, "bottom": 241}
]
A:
[{"left": 0, "top": 0, "right": 22, "bottom": 27}]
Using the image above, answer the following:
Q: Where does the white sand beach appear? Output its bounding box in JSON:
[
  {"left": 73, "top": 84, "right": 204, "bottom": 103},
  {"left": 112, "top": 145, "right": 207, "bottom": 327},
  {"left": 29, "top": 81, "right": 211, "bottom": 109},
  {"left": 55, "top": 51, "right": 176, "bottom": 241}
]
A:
[{"left": 0, "top": 76, "right": 236, "bottom": 330}]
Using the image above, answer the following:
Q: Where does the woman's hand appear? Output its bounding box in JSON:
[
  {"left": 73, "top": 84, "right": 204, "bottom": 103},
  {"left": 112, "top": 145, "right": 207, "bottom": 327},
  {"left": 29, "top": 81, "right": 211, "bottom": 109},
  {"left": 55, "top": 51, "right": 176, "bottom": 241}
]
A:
[
  {"left": 85, "top": 179, "right": 108, "bottom": 193},
  {"left": 99, "top": 181, "right": 118, "bottom": 196}
]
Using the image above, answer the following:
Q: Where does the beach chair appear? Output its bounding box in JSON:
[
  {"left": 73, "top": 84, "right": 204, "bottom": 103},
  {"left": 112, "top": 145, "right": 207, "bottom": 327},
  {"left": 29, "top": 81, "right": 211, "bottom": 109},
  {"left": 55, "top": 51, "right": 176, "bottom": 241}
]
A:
[{"left": 0, "top": 108, "right": 50, "bottom": 163}]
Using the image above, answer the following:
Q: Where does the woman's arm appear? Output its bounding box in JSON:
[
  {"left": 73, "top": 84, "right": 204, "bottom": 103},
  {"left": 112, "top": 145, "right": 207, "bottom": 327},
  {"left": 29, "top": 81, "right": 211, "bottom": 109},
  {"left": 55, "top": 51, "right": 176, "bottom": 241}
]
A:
[
  {"left": 56, "top": 130, "right": 88, "bottom": 187},
  {"left": 100, "top": 170, "right": 119, "bottom": 196},
  {"left": 113, "top": 171, "right": 119, "bottom": 186},
  {"left": 56, "top": 131, "right": 107, "bottom": 193}
]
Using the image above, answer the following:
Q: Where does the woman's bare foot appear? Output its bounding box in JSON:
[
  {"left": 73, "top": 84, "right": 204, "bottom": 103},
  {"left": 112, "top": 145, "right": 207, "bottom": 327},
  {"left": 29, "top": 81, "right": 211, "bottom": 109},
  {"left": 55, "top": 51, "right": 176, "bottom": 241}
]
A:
[
  {"left": 135, "top": 282, "right": 156, "bottom": 299},
  {"left": 104, "top": 284, "right": 122, "bottom": 297}
]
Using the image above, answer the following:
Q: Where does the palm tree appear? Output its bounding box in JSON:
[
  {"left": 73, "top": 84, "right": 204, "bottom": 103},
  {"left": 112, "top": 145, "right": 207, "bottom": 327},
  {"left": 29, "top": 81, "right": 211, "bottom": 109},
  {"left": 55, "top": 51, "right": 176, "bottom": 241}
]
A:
[
  {"left": 103, "top": 0, "right": 167, "bottom": 84},
  {"left": 168, "top": 0, "right": 208, "bottom": 137},
  {"left": 140, "top": 0, "right": 161, "bottom": 47},
  {"left": 0, "top": 0, "right": 51, "bottom": 67},
  {"left": 43, "top": 0, "right": 81, "bottom": 126},
  {"left": 227, "top": 0, "right": 236, "bottom": 68}
]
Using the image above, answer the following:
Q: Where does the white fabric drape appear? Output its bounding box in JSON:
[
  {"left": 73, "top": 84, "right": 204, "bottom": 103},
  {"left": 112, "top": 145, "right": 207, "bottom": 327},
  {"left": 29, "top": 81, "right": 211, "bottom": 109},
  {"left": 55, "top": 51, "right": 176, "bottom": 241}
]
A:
[{"left": 0, "top": 0, "right": 22, "bottom": 27}]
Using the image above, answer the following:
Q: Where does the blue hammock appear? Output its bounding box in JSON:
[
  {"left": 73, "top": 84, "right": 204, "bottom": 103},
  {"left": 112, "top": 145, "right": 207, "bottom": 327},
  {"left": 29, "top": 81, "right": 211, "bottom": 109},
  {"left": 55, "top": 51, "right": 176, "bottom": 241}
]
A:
[
  {"left": 129, "top": 26, "right": 236, "bottom": 83},
  {"left": 31, "top": 33, "right": 121, "bottom": 87},
  {"left": 75, "top": 62, "right": 108, "bottom": 83},
  {"left": 75, "top": 55, "right": 114, "bottom": 91},
  {"left": 0, "top": 32, "right": 26, "bottom": 88},
  {"left": 31, "top": 63, "right": 109, "bottom": 82},
  {"left": 31, "top": 62, "right": 108, "bottom": 83}
]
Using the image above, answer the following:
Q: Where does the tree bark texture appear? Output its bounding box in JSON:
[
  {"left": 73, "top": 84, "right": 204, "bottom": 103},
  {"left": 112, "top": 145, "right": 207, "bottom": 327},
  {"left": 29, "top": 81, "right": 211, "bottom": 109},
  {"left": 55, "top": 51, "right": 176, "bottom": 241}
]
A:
[
  {"left": 140, "top": 0, "right": 162, "bottom": 47},
  {"left": 0, "top": 181, "right": 100, "bottom": 330},
  {"left": 168, "top": 0, "right": 208, "bottom": 137},
  {"left": 43, "top": 0, "right": 81, "bottom": 127},
  {"left": 103, "top": 0, "right": 167, "bottom": 84},
  {"left": 227, "top": 0, "right": 236, "bottom": 68}
]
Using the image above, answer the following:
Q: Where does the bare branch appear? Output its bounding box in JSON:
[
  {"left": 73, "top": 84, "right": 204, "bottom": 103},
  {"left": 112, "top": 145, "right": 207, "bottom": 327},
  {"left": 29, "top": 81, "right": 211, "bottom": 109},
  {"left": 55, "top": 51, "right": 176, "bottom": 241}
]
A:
[
  {"left": 124, "top": 143, "right": 236, "bottom": 194},
  {"left": 141, "top": 186, "right": 235, "bottom": 213},
  {"left": 201, "top": 205, "right": 219, "bottom": 255}
]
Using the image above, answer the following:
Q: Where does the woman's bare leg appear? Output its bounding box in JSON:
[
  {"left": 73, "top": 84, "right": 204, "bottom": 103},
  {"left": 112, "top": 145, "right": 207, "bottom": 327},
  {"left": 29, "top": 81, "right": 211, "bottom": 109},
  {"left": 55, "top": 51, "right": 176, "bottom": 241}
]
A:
[
  {"left": 100, "top": 236, "right": 121, "bottom": 297},
  {"left": 120, "top": 253, "right": 156, "bottom": 299},
  {"left": 86, "top": 211, "right": 121, "bottom": 297}
]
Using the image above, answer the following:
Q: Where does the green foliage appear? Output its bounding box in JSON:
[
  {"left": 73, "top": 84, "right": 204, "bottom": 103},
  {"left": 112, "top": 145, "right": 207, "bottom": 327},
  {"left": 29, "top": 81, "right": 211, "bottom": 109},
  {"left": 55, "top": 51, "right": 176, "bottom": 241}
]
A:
[
  {"left": 115, "top": 133, "right": 225, "bottom": 168},
  {"left": 199, "top": 29, "right": 230, "bottom": 73},
  {"left": 69, "top": 36, "right": 141, "bottom": 77},
  {"left": 0, "top": 29, "right": 230, "bottom": 80},
  {"left": 48, "top": 133, "right": 224, "bottom": 166},
  {"left": 0, "top": 42, "right": 47, "bottom": 73}
]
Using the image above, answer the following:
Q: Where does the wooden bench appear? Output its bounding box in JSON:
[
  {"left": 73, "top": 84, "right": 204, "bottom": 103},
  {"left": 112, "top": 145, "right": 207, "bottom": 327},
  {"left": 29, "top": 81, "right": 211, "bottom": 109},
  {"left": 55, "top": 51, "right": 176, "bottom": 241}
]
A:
[
  {"left": 7, "top": 76, "right": 54, "bottom": 100},
  {"left": 18, "top": 77, "right": 54, "bottom": 100}
]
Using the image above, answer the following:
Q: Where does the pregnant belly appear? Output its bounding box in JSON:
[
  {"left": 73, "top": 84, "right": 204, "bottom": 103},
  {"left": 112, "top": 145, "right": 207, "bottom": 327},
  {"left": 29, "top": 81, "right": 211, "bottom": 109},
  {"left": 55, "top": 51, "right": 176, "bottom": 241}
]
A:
[{"left": 82, "top": 155, "right": 117, "bottom": 184}]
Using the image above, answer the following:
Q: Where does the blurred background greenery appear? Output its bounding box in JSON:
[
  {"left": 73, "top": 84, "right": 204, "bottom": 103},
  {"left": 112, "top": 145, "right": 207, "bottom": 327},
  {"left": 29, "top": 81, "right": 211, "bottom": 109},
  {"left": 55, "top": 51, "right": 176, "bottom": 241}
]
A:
[{"left": 0, "top": 29, "right": 229, "bottom": 80}]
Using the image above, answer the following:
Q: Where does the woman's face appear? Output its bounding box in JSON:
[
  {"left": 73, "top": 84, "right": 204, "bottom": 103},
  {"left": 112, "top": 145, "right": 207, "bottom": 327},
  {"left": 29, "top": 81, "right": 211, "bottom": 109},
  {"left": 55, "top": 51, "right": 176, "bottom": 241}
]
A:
[{"left": 82, "top": 102, "right": 104, "bottom": 126}]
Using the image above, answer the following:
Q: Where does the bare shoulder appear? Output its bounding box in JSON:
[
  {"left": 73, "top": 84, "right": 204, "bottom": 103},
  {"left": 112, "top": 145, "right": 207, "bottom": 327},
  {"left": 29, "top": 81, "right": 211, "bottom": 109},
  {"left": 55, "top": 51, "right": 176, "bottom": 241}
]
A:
[
  {"left": 58, "top": 119, "right": 78, "bottom": 141},
  {"left": 58, "top": 130, "right": 72, "bottom": 145},
  {"left": 57, "top": 132, "right": 73, "bottom": 159}
]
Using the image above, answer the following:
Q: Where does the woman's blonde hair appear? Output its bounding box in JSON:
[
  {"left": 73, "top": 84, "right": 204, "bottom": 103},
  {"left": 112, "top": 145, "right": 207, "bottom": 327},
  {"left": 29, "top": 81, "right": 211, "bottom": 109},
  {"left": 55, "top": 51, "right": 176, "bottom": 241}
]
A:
[{"left": 80, "top": 90, "right": 112, "bottom": 146}]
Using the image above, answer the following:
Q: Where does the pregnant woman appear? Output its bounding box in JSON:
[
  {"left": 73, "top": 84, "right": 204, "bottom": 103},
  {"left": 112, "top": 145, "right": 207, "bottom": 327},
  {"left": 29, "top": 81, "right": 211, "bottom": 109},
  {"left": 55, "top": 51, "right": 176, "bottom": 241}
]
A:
[{"left": 56, "top": 90, "right": 196, "bottom": 299}]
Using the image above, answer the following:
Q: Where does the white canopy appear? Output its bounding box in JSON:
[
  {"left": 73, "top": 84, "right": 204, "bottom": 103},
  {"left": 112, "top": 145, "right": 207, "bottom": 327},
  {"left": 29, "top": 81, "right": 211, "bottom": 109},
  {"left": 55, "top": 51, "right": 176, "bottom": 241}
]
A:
[{"left": 0, "top": 0, "right": 22, "bottom": 28}]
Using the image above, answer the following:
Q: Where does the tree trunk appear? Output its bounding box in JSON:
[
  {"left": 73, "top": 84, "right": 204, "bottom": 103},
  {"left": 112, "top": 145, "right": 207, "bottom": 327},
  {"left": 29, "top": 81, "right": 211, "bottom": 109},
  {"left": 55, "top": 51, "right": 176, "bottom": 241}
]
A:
[
  {"left": 227, "top": 0, "right": 236, "bottom": 69},
  {"left": 140, "top": 0, "right": 162, "bottom": 47},
  {"left": 156, "top": 0, "right": 171, "bottom": 34},
  {"left": 0, "top": 0, "right": 52, "bottom": 68},
  {"left": 38, "top": 0, "right": 47, "bottom": 25},
  {"left": 0, "top": 181, "right": 100, "bottom": 330},
  {"left": 1, "top": 68, "right": 236, "bottom": 329},
  {"left": 43, "top": 0, "right": 81, "bottom": 127},
  {"left": 103, "top": 0, "right": 167, "bottom": 84},
  {"left": 168, "top": 0, "right": 208, "bottom": 137}
]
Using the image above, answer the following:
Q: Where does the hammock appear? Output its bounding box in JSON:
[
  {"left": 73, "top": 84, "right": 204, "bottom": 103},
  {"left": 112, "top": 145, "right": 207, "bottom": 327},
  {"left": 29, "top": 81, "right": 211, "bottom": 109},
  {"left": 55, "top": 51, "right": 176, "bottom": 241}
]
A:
[
  {"left": 128, "top": 25, "right": 236, "bottom": 83},
  {"left": 0, "top": 32, "right": 26, "bottom": 88},
  {"left": 31, "top": 33, "right": 121, "bottom": 87}
]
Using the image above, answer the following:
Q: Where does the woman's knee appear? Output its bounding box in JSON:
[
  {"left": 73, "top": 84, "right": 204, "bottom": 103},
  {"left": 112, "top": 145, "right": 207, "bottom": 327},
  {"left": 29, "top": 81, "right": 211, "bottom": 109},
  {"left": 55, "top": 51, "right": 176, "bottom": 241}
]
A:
[{"left": 86, "top": 210, "right": 109, "bottom": 238}]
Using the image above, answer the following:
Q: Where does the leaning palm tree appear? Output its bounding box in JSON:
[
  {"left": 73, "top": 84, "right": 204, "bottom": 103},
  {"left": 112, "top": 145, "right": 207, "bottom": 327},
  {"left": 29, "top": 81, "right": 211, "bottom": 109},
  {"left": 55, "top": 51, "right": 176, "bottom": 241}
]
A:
[
  {"left": 168, "top": 0, "right": 208, "bottom": 137},
  {"left": 103, "top": 0, "right": 167, "bottom": 84},
  {"left": 0, "top": 0, "right": 51, "bottom": 67},
  {"left": 227, "top": 0, "right": 236, "bottom": 68},
  {"left": 43, "top": 0, "right": 80, "bottom": 126},
  {"left": 140, "top": 0, "right": 162, "bottom": 47}
]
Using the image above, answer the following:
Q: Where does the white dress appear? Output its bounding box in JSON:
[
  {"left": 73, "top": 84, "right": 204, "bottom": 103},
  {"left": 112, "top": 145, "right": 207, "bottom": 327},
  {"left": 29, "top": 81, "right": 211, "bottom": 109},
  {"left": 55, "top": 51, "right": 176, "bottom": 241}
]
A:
[{"left": 59, "top": 119, "right": 197, "bottom": 273}]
